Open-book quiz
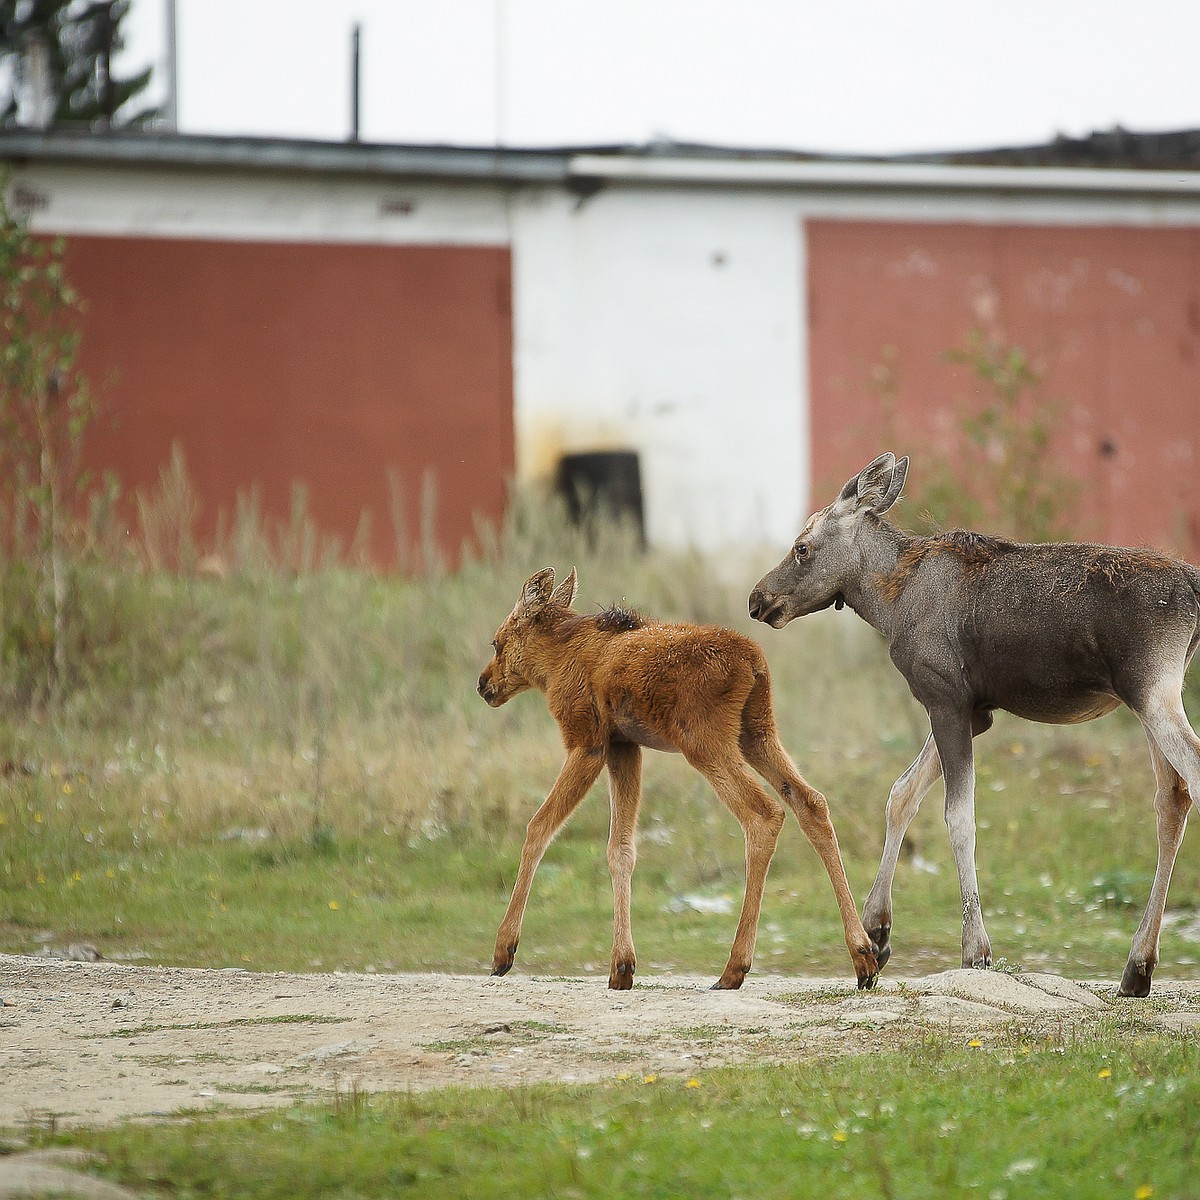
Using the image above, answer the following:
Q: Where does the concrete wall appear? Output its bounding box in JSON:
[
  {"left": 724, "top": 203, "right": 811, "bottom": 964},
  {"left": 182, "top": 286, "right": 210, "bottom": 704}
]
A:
[
  {"left": 510, "top": 184, "right": 807, "bottom": 551},
  {"left": 9, "top": 164, "right": 515, "bottom": 566},
  {"left": 10, "top": 155, "right": 1200, "bottom": 560}
]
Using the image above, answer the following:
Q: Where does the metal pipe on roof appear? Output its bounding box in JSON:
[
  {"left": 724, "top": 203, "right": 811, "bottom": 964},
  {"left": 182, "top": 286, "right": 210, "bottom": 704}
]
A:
[{"left": 350, "top": 23, "right": 362, "bottom": 143}]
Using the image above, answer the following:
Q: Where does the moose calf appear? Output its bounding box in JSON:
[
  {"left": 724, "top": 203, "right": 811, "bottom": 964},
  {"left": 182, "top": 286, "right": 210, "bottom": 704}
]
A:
[
  {"left": 477, "top": 566, "right": 880, "bottom": 991},
  {"left": 751, "top": 452, "right": 1200, "bottom": 996}
]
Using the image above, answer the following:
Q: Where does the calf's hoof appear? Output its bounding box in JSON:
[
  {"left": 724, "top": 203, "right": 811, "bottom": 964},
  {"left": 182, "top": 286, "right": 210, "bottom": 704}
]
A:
[
  {"left": 491, "top": 941, "right": 518, "bottom": 977},
  {"left": 853, "top": 945, "right": 881, "bottom": 990},
  {"left": 609, "top": 960, "right": 636, "bottom": 990},
  {"left": 711, "top": 967, "right": 748, "bottom": 990},
  {"left": 1117, "top": 959, "right": 1153, "bottom": 998}
]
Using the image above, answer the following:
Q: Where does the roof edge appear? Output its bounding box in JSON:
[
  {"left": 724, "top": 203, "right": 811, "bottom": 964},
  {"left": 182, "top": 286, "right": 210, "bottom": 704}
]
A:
[{"left": 566, "top": 154, "right": 1200, "bottom": 196}]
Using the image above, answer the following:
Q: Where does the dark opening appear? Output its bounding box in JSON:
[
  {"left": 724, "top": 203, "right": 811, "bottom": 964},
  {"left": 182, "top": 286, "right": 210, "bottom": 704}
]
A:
[{"left": 556, "top": 450, "right": 646, "bottom": 547}]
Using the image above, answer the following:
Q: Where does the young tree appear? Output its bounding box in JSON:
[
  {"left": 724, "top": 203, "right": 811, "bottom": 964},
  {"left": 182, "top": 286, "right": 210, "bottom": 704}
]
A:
[
  {"left": 1, "top": 0, "right": 157, "bottom": 129},
  {"left": 0, "top": 174, "right": 96, "bottom": 702}
]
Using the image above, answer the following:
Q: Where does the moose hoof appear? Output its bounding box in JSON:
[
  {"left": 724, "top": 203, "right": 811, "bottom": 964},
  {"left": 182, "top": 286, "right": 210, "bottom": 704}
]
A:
[
  {"left": 965, "top": 952, "right": 992, "bottom": 970},
  {"left": 711, "top": 970, "right": 748, "bottom": 991},
  {"left": 609, "top": 961, "right": 635, "bottom": 990},
  {"left": 865, "top": 926, "right": 892, "bottom": 974},
  {"left": 1117, "top": 960, "right": 1153, "bottom": 998},
  {"left": 491, "top": 941, "right": 518, "bottom": 977}
]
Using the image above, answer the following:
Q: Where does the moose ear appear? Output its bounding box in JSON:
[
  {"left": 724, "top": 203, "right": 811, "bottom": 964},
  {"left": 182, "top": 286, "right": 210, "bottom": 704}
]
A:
[
  {"left": 549, "top": 566, "right": 578, "bottom": 609},
  {"left": 838, "top": 453, "right": 907, "bottom": 515},
  {"left": 520, "top": 567, "right": 556, "bottom": 612}
]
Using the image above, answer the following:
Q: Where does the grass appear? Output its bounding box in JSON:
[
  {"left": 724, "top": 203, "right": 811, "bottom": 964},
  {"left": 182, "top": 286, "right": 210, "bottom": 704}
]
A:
[
  {"left": 24, "top": 1029, "right": 1196, "bottom": 1199},
  {"left": 2, "top": 486, "right": 1200, "bottom": 1192},
  {"left": 2, "top": 684, "right": 1196, "bottom": 984}
]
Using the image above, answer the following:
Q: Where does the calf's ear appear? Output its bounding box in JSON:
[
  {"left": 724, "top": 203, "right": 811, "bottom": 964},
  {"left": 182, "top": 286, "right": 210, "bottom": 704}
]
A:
[
  {"left": 550, "top": 566, "right": 579, "bottom": 609},
  {"left": 521, "top": 567, "right": 557, "bottom": 612}
]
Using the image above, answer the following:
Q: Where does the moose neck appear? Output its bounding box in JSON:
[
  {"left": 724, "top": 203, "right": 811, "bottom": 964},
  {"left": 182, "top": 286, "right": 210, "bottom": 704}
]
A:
[
  {"left": 840, "top": 515, "right": 920, "bottom": 642},
  {"left": 523, "top": 611, "right": 591, "bottom": 693}
]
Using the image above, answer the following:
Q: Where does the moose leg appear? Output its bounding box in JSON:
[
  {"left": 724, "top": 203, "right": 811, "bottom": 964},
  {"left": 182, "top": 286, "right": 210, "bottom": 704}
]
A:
[
  {"left": 492, "top": 747, "right": 606, "bottom": 977},
  {"left": 687, "top": 753, "right": 786, "bottom": 990},
  {"left": 929, "top": 708, "right": 992, "bottom": 969},
  {"left": 605, "top": 741, "right": 643, "bottom": 990},
  {"left": 1120, "top": 692, "right": 1200, "bottom": 996},
  {"left": 743, "top": 734, "right": 880, "bottom": 988},
  {"left": 861, "top": 732, "right": 943, "bottom": 968}
]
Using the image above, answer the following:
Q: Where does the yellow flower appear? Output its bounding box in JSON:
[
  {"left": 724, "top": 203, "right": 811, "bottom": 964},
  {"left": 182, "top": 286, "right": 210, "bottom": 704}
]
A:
[
  {"left": 616, "top": 1072, "right": 632, "bottom": 1081},
  {"left": 832, "top": 1130, "right": 848, "bottom": 1144},
  {"left": 1135, "top": 1186, "right": 1153, "bottom": 1199},
  {"left": 643, "top": 1074, "right": 657, "bottom": 1084},
  {"left": 34, "top": 813, "right": 43, "bottom": 824},
  {"left": 685, "top": 1079, "right": 700, "bottom": 1089},
  {"left": 1098, "top": 1068, "right": 1112, "bottom": 1079},
  {"left": 105, "top": 869, "right": 115, "bottom": 879},
  {"left": 967, "top": 1038, "right": 983, "bottom": 1048},
  {"left": 62, "top": 783, "right": 72, "bottom": 795},
  {"left": 328, "top": 900, "right": 340, "bottom": 910}
]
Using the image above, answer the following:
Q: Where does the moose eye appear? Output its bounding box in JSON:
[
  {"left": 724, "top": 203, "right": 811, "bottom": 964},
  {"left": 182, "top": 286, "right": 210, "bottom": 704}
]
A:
[
  {"left": 491, "top": 639, "right": 501, "bottom": 653},
  {"left": 793, "top": 542, "right": 811, "bottom": 563}
]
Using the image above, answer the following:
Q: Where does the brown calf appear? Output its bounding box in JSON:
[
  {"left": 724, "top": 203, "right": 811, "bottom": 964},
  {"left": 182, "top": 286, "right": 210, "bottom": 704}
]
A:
[{"left": 477, "top": 566, "right": 880, "bottom": 991}]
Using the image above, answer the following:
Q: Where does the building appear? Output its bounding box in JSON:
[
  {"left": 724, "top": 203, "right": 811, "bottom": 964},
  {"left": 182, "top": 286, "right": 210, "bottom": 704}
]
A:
[{"left": 3, "top": 129, "right": 1200, "bottom": 561}]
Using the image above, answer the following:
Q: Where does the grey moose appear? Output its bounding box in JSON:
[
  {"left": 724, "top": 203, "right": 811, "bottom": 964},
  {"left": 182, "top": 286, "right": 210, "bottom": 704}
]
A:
[{"left": 749, "top": 452, "right": 1200, "bottom": 996}]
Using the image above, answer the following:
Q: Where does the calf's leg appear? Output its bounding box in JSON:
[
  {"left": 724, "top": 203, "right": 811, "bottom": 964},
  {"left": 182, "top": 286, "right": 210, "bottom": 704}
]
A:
[
  {"left": 492, "top": 747, "right": 606, "bottom": 977},
  {"left": 685, "top": 751, "right": 785, "bottom": 990},
  {"left": 605, "top": 741, "right": 643, "bottom": 990},
  {"left": 742, "top": 732, "right": 880, "bottom": 988}
]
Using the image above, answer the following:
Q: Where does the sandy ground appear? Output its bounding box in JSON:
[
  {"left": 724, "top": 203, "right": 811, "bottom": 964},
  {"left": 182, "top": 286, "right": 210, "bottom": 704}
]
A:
[{"left": 3, "top": 953, "right": 1199, "bottom": 1138}]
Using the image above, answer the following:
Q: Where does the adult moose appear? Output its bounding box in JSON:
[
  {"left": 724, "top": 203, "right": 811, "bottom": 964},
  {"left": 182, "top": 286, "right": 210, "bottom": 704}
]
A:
[
  {"left": 749, "top": 453, "right": 1200, "bottom": 996},
  {"left": 478, "top": 566, "right": 880, "bottom": 991}
]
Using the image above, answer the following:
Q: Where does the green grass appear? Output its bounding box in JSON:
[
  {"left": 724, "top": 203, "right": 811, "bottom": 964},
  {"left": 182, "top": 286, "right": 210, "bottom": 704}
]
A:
[
  {"left": 3, "top": 490, "right": 1200, "bottom": 1192},
  {"left": 28, "top": 1030, "right": 1196, "bottom": 1199},
  {"left": 2, "top": 706, "right": 1197, "bottom": 984}
]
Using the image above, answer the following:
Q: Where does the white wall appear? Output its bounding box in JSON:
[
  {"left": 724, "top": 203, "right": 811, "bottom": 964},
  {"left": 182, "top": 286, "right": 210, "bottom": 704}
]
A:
[
  {"left": 6, "top": 163, "right": 511, "bottom": 245},
  {"left": 510, "top": 184, "right": 808, "bottom": 553},
  {"left": 13, "top": 156, "right": 1200, "bottom": 557}
]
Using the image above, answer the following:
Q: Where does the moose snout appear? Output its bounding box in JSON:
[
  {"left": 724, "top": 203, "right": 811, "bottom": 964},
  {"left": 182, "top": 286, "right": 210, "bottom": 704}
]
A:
[
  {"left": 748, "top": 588, "right": 778, "bottom": 624},
  {"left": 477, "top": 673, "right": 496, "bottom": 703}
]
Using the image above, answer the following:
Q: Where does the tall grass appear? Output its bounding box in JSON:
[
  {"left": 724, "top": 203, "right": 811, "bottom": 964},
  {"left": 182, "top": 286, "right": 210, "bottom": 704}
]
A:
[{"left": 0, "top": 472, "right": 1198, "bottom": 981}]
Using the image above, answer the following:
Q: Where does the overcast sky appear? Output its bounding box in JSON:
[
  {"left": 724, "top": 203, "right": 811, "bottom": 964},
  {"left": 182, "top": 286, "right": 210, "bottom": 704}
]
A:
[{"left": 121, "top": 1, "right": 1200, "bottom": 155}]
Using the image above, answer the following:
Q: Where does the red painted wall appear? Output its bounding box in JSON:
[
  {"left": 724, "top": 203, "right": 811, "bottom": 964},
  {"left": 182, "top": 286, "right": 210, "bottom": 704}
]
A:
[
  {"left": 807, "top": 219, "right": 1200, "bottom": 553},
  {"left": 65, "top": 235, "right": 514, "bottom": 568}
]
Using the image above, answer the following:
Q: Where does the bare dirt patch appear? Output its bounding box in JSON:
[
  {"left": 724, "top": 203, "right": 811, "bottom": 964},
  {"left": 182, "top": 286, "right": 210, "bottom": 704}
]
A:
[{"left": 3, "top": 953, "right": 1198, "bottom": 1130}]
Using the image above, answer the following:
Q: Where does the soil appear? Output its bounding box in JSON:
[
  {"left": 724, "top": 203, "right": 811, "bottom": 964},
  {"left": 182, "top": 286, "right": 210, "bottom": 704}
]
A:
[{"left": 3, "top": 953, "right": 1199, "bottom": 1132}]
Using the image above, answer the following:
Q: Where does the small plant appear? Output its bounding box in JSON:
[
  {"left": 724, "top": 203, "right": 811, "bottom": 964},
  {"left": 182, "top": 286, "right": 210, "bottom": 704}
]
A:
[
  {"left": 922, "top": 328, "right": 1079, "bottom": 542},
  {"left": 0, "top": 175, "right": 99, "bottom": 704},
  {"left": 868, "top": 326, "right": 1081, "bottom": 543}
]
